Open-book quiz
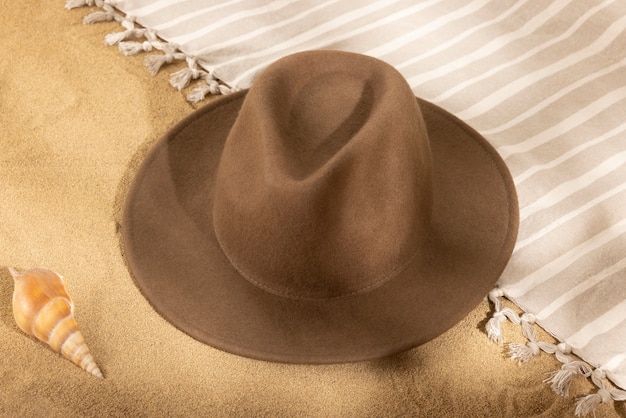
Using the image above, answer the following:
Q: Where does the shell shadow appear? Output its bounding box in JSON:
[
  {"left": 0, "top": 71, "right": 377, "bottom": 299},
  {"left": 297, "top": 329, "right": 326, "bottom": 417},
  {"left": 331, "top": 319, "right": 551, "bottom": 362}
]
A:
[{"left": 0, "top": 266, "right": 16, "bottom": 329}]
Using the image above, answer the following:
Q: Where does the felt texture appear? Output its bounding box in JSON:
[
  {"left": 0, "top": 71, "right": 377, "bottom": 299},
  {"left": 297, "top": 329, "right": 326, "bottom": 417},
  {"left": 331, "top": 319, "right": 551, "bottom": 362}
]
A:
[
  {"left": 122, "top": 51, "right": 518, "bottom": 363},
  {"left": 1, "top": 2, "right": 624, "bottom": 416}
]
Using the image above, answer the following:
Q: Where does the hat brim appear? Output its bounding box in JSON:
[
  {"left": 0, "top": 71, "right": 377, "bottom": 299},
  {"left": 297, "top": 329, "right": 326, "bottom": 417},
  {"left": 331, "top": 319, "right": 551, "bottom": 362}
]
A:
[{"left": 121, "top": 91, "right": 518, "bottom": 363}]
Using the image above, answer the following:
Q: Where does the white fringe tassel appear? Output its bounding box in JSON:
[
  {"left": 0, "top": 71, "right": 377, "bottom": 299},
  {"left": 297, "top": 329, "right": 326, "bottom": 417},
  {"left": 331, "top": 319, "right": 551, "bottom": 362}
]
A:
[
  {"left": 170, "top": 57, "right": 208, "bottom": 91},
  {"left": 545, "top": 360, "right": 592, "bottom": 397},
  {"left": 486, "top": 287, "right": 626, "bottom": 416},
  {"left": 187, "top": 77, "right": 236, "bottom": 103},
  {"left": 82, "top": 3, "right": 120, "bottom": 24},
  {"left": 104, "top": 17, "right": 145, "bottom": 46},
  {"left": 66, "top": 0, "right": 233, "bottom": 102},
  {"left": 575, "top": 370, "right": 626, "bottom": 416}
]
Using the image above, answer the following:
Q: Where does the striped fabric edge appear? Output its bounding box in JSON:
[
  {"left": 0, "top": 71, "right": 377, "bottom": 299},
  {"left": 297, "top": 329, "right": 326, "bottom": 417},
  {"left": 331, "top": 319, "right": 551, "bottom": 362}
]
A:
[
  {"left": 486, "top": 290, "right": 626, "bottom": 416},
  {"left": 482, "top": 2, "right": 626, "bottom": 407},
  {"left": 65, "top": 0, "right": 240, "bottom": 100},
  {"left": 65, "top": 1, "right": 626, "bottom": 416}
]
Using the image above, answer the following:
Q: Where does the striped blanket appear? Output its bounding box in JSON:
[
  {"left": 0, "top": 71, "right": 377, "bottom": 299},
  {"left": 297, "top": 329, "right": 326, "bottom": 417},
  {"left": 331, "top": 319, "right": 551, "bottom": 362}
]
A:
[{"left": 68, "top": 0, "right": 626, "bottom": 413}]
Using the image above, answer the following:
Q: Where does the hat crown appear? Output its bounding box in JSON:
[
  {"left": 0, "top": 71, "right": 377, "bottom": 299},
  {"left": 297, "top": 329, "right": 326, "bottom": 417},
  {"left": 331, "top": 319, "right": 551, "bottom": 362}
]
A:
[{"left": 213, "top": 51, "right": 433, "bottom": 299}]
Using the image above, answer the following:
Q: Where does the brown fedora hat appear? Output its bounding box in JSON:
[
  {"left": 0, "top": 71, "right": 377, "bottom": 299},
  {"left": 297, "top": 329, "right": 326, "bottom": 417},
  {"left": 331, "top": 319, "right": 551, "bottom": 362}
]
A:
[{"left": 122, "top": 50, "right": 518, "bottom": 364}]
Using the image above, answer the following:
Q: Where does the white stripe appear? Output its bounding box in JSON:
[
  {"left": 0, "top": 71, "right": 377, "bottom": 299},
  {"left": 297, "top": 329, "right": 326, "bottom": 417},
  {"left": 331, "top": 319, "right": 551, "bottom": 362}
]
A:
[
  {"left": 151, "top": 0, "right": 244, "bottom": 31},
  {"left": 536, "top": 257, "right": 626, "bottom": 320},
  {"left": 396, "top": 0, "right": 531, "bottom": 71},
  {"left": 481, "top": 57, "right": 626, "bottom": 135},
  {"left": 515, "top": 181, "right": 626, "bottom": 251},
  {"left": 365, "top": 0, "right": 490, "bottom": 58},
  {"left": 498, "top": 86, "right": 626, "bottom": 160},
  {"left": 189, "top": 0, "right": 342, "bottom": 56},
  {"left": 605, "top": 352, "right": 626, "bottom": 371},
  {"left": 431, "top": 0, "right": 615, "bottom": 103},
  {"left": 455, "top": 13, "right": 626, "bottom": 120},
  {"left": 514, "top": 121, "right": 626, "bottom": 184},
  {"left": 519, "top": 149, "right": 626, "bottom": 222},
  {"left": 405, "top": 0, "right": 571, "bottom": 89},
  {"left": 228, "top": 0, "right": 442, "bottom": 86},
  {"left": 566, "top": 299, "right": 626, "bottom": 349},
  {"left": 505, "top": 218, "right": 626, "bottom": 298},
  {"left": 166, "top": 0, "right": 296, "bottom": 45}
]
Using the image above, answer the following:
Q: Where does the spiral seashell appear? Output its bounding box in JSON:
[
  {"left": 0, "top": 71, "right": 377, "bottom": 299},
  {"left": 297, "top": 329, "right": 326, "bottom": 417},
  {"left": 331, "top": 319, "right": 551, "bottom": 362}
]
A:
[{"left": 9, "top": 267, "right": 104, "bottom": 378}]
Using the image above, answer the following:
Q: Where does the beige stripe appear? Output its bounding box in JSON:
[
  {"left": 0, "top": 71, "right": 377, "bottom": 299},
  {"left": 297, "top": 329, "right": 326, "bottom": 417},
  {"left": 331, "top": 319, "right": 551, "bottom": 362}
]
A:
[
  {"left": 396, "top": 0, "right": 529, "bottom": 71},
  {"left": 405, "top": 0, "right": 571, "bottom": 88},
  {"left": 514, "top": 121, "right": 626, "bottom": 184},
  {"left": 222, "top": 0, "right": 407, "bottom": 66},
  {"left": 482, "top": 56, "right": 626, "bottom": 136},
  {"left": 505, "top": 219, "right": 626, "bottom": 298},
  {"left": 566, "top": 299, "right": 626, "bottom": 349},
  {"left": 150, "top": 0, "right": 244, "bottom": 31},
  {"left": 166, "top": 0, "right": 295, "bottom": 45},
  {"left": 122, "top": 0, "right": 188, "bottom": 16},
  {"left": 188, "top": 0, "right": 342, "bottom": 56},
  {"left": 227, "top": 0, "right": 441, "bottom": 87},
  {"left": 536, "top": 257, "right": 626, "bottom": 320},
  {"left": 456, "top": 13, "right": 626, "bottom": 120},
  {"left": 365, "top": 0, "right": 490, "bottom": 58},
  {"left": 515, "top": 182, "right": 626, "bottom": 251},
  {"left": 498, "top": 87, "right": 626, "bottom": 159},
  {"left": 432, "top": 0, "right": 615, "bottom": 103},
  {"left": 519, "top": 149, "right": 626, "bottom": 222}
]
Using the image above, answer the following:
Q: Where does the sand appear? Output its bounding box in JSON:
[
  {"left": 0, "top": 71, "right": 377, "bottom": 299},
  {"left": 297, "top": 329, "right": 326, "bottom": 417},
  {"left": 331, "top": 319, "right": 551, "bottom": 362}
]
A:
[{"left": 0, "top": 2, "right": 623, "bottom": 417}]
